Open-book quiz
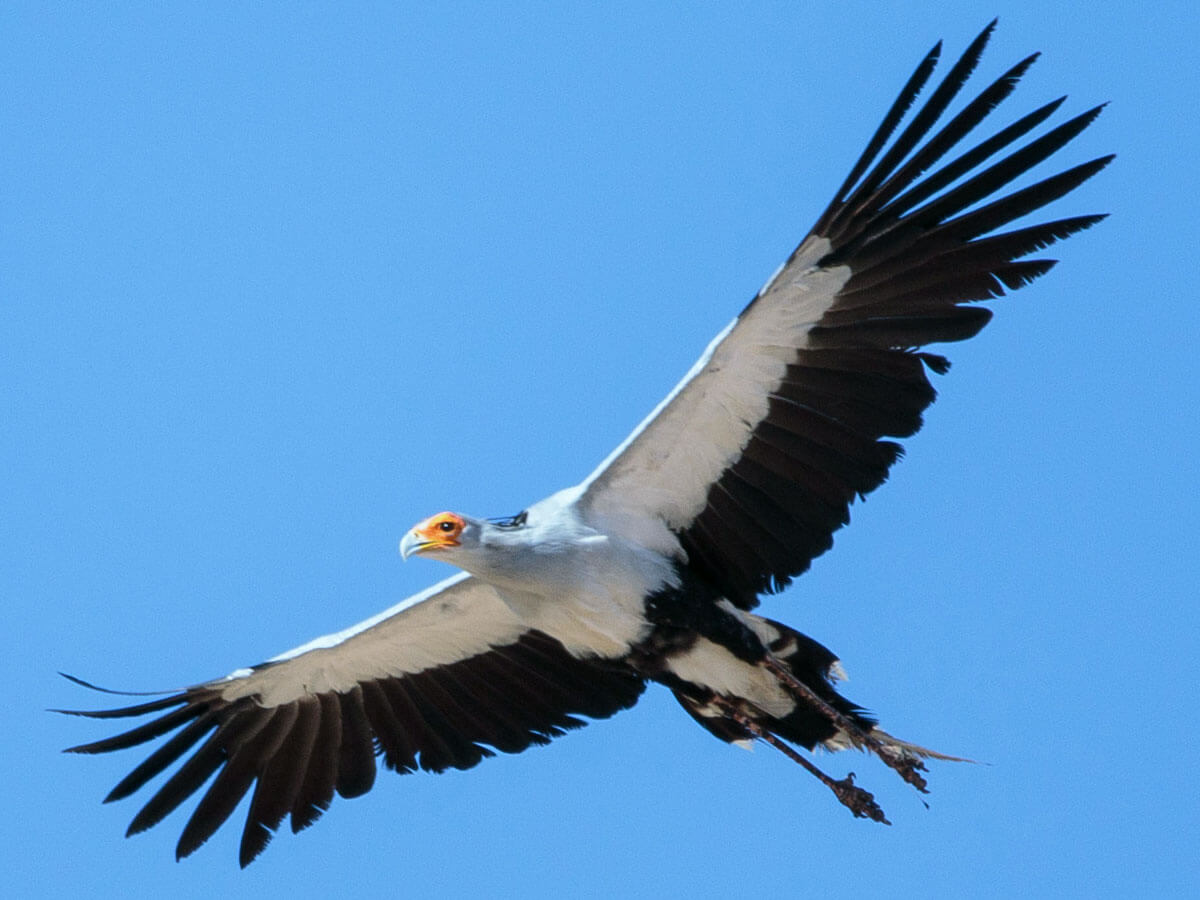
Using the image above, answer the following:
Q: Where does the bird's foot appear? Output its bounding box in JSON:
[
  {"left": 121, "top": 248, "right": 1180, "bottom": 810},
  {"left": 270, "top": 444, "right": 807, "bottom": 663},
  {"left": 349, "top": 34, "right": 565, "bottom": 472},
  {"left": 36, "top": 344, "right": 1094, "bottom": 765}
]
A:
[
  {"left": 714, "top": 695, "right": 891, "bottom": 825},
  {"left": 825, "top": 771, "right": 890, "bottom": 824},
  {"left": 762, "top": 653, "right": 930, "bottom": 793}
]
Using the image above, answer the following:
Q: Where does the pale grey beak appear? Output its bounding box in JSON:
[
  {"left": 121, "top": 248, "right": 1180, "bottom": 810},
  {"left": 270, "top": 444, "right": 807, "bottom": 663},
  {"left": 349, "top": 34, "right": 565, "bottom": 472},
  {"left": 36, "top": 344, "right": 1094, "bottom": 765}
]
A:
[{"left": 399, "top": 531, "right": 424, "bottom": 560}]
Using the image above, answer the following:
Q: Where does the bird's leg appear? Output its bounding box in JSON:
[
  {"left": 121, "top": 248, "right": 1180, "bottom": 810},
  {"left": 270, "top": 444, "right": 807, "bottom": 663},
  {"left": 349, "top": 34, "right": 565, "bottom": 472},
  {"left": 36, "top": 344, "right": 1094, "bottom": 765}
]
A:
[
  {"left": 711, "top": 694, "right": 890, "bottom": 824},
  {"left": 761, "top": 653, "right": 931, "bottom": 793}
]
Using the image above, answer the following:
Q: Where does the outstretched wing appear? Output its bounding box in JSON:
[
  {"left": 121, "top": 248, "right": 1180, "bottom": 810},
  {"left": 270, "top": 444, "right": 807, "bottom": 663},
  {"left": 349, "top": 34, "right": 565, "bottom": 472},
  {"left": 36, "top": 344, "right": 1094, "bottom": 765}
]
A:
[
  {"left": 578, "top": 22, "right": 1110, "bottom": 608},
  {"left": 59, "top": 574, "right": 645, "bottom": 866}
]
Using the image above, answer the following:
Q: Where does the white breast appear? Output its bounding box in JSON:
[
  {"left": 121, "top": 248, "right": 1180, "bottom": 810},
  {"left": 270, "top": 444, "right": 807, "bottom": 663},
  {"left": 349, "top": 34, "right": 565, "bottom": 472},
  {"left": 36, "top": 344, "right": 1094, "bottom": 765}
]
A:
[{"left": 475, "top": 489, "right": 679, "bottom": 659}]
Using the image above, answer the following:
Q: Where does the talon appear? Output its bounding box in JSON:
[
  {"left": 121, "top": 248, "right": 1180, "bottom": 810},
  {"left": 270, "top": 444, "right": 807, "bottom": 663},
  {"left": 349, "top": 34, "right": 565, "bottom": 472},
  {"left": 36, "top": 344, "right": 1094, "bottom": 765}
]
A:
[
  {"left": 829, "top": 772, "right": 890, "bottom": 825},
  {"left": 876, "top": 744, "right": 932, "bottom": 792}
]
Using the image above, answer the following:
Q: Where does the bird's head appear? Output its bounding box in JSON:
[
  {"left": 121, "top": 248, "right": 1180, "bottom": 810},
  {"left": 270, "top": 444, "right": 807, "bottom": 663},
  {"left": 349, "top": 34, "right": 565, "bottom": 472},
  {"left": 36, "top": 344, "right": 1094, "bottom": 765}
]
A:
[
  {"left": 399, "top": 509, "right": 532, "bottom": 578},
  {"left": 399, "top": 511, "right": 479, "bottom": 561}
]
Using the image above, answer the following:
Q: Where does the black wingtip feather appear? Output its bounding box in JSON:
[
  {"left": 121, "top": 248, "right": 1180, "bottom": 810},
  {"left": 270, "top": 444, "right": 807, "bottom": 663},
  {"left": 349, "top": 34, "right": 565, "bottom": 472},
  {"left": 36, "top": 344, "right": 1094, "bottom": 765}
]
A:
[
  {"left": 174, "top": 707, "right": 293, "bottom": 861},
  {"left": 55, "top": 694, "right": 190, "bottom": 724},
  {"left": 58, "top": 672, "right": 178, "bottom": 697},
  {"left": 65, "top": 702, "right": 207, "bottom": 756},
  {"left": 103, "top": 712, "right": 221, "bottom": 803},
  {"left": 816, "top": 39, "right": 943, "bottom": 234},
  {"left": 871, "top": 94, "right": 1071, "bottom": 232},
  {"left": 837, "top": 20, "right": 996, "bottom": 217},
  {"left": 845, "top": 50, "right": 1043, "bottom": 235},
  {"left": 289, "top": 692, "right": 341, "bottom": 834}
]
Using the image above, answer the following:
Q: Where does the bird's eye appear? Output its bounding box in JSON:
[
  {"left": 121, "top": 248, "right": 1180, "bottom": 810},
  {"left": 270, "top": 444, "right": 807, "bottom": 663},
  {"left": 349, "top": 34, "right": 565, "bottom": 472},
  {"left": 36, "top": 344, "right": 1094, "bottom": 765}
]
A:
[{"left": 438, "top": 520, "right": 456, "bottom": 533}]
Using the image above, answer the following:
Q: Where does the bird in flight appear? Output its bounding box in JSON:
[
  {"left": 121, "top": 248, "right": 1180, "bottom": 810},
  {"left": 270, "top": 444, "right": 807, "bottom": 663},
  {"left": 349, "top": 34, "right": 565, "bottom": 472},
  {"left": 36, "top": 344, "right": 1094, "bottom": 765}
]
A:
[{"left": 61, "top": 21, "right": 1109, "bottom": 867}]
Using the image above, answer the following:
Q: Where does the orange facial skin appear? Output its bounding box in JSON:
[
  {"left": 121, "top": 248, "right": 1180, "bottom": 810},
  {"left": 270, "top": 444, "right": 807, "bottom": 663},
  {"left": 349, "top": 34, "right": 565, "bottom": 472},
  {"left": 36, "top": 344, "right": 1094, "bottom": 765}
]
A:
[{"left": 409, "top": 512, "right": 466, "bottom": 552}]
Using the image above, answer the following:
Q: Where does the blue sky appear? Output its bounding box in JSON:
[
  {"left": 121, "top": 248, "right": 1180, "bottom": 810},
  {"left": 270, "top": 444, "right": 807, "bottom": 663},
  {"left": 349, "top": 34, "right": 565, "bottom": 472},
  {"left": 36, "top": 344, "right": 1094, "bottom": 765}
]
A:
[{"left": 5, "top": 3, "right": 1198, "bottom": 897}]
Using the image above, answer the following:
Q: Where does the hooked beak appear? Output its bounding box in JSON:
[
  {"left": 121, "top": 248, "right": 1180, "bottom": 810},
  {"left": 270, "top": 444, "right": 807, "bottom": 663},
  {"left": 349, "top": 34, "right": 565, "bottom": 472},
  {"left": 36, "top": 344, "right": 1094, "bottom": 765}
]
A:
[{"left": 398, "top": 530, "right": 427, "bottom": 560}]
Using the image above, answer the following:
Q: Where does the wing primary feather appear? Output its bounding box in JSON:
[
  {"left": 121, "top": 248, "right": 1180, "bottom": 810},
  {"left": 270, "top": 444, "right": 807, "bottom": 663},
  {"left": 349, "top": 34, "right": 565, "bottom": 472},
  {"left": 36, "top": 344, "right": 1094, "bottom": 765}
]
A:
[
  {"left": 175, "top": 705, "right": 291, "bottom": 860},
  {"left": 819, "top": 99, "right": 1061, "bottom": 269},
  {"left": 994, "top": 259, "right": 1058, "bottom": 290},
  {"left": 334, "top": 684, "right": 377, "bottom": 799},
  {"left": 848, "top": 52, "right": 1041, "bottom": 230},
  {"left": 125, "top": 702, "right": 254, "bottom": 837},
  {"left": 289, "top": 692, "right": 342, "bottom": 834},
  {"left": 823, "top": 103, "right": 1103, "bottom": 270},
  {"left": 54, "top": 692, "right": 188, "bottom": 720},
  {"left": 840, "top": 215, "right": 1106, "bottom": 297},
  {"left": 838, "top": 157, "right": 1110, "bottom": 282},
  {"left": 869, "top": 96, "right": 1067, "bottom": 226},
  {"left": 376, "top": 677, "right": 460, "bottom": 774},
  {"left": 237, "top": 701, "right": 302, "bottom": 867},
  {"left": 103, "top": 710, "right": 221, "bottom": 802},
  {"left": 812, "top": 305, "right": 994, "bottom": 349},
  {"left": 828, "top": 20, "right": 997, "bottom": 235},
  {"left": 814, "top": 39, "right": 944, "bottom": 234},
  {"left": 888, "top": 105, "right": 1108, "bottom": 235},
  {"left": 64, "top": 700, "right": 208, "bottom": 755},
  {"left": 55, "top": 672, "right": 180, "bottom": 700},
  {"left": 929, "top": 155, "right": 1114, "bottom": 246},
  {"left": 244, "top": 698, "right": 320, "bottom": 852},
  {"left": 360, "top": 680, "right": 419, "bottom": 773}
]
